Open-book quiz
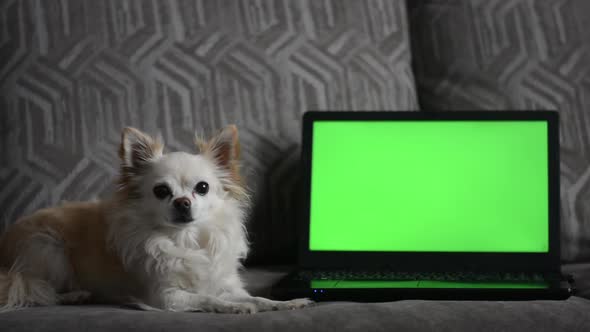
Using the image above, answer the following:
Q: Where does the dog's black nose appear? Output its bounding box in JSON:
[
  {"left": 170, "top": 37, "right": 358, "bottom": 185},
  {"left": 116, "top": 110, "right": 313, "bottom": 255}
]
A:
[{"left": 173, "top": 197, "right": 191, "bottom": 214}]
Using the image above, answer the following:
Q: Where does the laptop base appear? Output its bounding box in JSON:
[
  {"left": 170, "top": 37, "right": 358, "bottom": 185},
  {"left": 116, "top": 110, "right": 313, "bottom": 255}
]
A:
[{"left": 271, "top": 272, "right": 575, "bottom": 302}]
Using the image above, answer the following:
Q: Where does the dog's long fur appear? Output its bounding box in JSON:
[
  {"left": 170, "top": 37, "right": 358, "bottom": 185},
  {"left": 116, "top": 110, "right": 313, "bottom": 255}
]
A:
[{"left": 0, "top": 126, "right": 311, "bottom": 313}]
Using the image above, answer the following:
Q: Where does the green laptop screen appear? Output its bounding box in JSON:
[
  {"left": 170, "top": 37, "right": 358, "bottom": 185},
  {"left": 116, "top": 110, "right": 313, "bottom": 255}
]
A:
[{"left": 309, "top": 120, "right": 549, "bottom": 253}]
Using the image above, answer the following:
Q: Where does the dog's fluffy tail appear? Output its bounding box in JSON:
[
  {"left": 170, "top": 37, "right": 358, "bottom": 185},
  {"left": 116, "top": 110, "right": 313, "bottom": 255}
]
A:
[{"left": 0, "top": 268, "right": 57, "bottom": 312}]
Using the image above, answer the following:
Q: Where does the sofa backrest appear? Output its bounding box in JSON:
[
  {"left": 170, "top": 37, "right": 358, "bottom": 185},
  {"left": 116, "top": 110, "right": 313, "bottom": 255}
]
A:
[
  {"left": 0, "top": 0, "right": 418, "bottom": 264},
  {"left": 409, "top": 0, "right": 590, "bottom": 262}
]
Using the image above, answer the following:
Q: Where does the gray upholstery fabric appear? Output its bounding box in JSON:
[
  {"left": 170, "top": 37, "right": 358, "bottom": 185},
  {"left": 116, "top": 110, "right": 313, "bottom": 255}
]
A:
[
  {"left": 0, "top": 0, "right": 419, "bottom": 264},
  {"left": 564, "top": 263, "right": 590, "bottom": 299},
  {"left": 1, "top": 265, "right": 589, "bottom": 332},
  {"left": 408, "top": 0, "right": 590, "bottom": 261},
  {"left": 1, "top": 299, "right": 589, "bottom": 332}
]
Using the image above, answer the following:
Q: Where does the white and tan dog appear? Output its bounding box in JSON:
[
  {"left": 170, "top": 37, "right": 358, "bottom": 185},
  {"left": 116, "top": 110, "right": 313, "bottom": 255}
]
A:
[{"left": 0, "top": 126, "right": 311, "bottom": 313}]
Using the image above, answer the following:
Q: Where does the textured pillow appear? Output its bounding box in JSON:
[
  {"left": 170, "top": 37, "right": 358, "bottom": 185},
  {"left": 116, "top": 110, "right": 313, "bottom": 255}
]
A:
[
  {"left": 408, "top": 0, "right": 590, "bottom": 261},
  {"left": 0, "top": 0, "right": 418, "bottom": 264}
]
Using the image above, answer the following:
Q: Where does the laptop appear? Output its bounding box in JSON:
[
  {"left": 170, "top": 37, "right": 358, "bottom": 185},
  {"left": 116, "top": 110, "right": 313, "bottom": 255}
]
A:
[{"left": 271, "top": 111, "right": 575, "bottom": 302}]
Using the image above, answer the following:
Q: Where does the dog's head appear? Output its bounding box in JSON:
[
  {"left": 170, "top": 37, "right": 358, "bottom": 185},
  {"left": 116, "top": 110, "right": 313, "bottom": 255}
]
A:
[{"left": 116, "top": 126, "right": 246, "bottom": 228}]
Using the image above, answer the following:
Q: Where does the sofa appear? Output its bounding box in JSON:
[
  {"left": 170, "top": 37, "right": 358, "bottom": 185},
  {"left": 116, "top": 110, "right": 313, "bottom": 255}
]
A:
[{"left": 1, "top": 0, "right": 589, "bottom": 331}]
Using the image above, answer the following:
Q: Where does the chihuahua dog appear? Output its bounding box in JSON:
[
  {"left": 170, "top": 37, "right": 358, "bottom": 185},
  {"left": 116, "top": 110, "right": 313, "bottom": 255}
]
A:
[{"left": 0, "top": 126, "right": 311, "bottom": 313}]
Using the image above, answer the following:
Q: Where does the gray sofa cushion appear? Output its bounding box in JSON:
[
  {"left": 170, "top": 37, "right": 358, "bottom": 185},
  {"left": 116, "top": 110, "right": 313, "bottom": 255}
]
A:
[
  {"left": 1, "top": 265, "right": 589, "bottom": 332},
  {"left": 564, "top": 263, "right": 590, "bottom": 299},
  {"left": 1, "top": 299, "right": 589, "bottom": 332},
  {"left": 408, "top": 0, "right": 590, "bottom": 262},
  {"left": 0, "top": 0, "right": 418, "bottom": 265}
]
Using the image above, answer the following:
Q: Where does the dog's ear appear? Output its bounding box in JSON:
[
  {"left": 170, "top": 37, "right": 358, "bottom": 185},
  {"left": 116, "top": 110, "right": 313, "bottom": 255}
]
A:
[
  {"left": 197, "top": 124, "right": 241, "bottom": 174},
  {"left": 119, "top": 127, "right": 164, "bottom": 169},
  {"left": 197, "top": 125, "right": 247, "bottom": 200}
]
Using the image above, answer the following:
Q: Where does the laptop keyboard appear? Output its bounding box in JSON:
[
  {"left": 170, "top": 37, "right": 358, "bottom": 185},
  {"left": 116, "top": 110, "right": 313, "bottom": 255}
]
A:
[{"left": 296, "top": 270, "right": 547, "bottom": 282}]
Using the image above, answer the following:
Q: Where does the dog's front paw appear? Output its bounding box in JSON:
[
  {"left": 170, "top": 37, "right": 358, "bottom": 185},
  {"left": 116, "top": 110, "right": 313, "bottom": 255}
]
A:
[
  {"left": 190, "top": 302, "right": 258, "bottom": 314},
  {"left": 282, "top": 298, "right": 315, "bottom": 310},
  {"left": 226, "top": 302, "right": 258, "bottom": 314},
  {"left": 255, "top": 297, "right": 315, "bottom": 311}
]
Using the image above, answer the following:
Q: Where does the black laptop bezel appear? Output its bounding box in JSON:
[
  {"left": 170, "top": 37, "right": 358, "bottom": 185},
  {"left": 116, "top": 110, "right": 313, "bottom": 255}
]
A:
[{"left": 299, "top": 111, "right": 560, "bottom": 273}]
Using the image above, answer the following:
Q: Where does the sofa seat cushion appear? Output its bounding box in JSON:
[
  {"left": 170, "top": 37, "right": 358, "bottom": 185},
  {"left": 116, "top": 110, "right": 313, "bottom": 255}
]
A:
[
  {"left": 1, "top": 265, "right": 589, "bottom": 332},
  {"left": 1, "top": 298, "right": 589, "bottom": 332}
]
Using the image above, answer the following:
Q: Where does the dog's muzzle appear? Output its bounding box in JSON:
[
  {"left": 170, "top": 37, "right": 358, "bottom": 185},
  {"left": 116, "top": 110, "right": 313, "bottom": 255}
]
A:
[{"left": 172, "top": 197, "right": 193, "bottom": 223}]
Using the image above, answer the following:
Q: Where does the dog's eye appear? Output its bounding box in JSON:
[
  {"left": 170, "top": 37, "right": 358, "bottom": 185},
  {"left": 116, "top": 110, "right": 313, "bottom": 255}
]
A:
[
  {"left": 153, "top": 185, "right": 171, "bottom": 199},
  {"left": 194, "top": 181, "right": 209, "bottom": 196}
]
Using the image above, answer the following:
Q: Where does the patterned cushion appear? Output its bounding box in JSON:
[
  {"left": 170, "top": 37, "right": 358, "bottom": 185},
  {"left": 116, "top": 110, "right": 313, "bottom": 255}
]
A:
[
  {"left": 408, "top": 0, "right": 590, "bottom": 261},
  {"left": 0, "top": 1, "right": 418, "bottom": 264}
]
